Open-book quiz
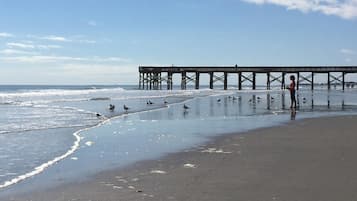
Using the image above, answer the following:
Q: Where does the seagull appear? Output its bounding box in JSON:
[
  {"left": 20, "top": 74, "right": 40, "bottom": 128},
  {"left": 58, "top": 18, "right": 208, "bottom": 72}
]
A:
[
  {"left": 232, "top": 96, "right": 237, "bottom": 101},
  {"left": 96, "top": 113, "right": 102, "bottom": 117},
  {"left": 123, "top": 104, "right": 129, "bottom": 111},
  {"left": 217, "top": 98, "right": 221, "bottom": 102},
  {"left": 183, "top": 104, "right": 190, "bottom": 110},
  {"left": 257, "top": 96, "right": 261, "bottom": 100},
  {"left": 109, "top": 104, "right": 115, "bottom": 111},
  {"left": 164, "top": 100, "right": 168, "bottom": 104}
]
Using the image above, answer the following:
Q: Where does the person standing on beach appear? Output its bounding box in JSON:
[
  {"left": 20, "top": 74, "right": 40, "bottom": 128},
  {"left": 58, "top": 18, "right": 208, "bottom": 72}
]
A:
[{"left": 288, "top": 75, "right": 297, "bottom": 108}]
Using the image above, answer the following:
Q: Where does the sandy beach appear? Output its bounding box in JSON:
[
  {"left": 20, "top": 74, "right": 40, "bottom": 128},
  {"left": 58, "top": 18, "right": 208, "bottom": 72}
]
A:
[{"left": 3, "top": 115, "right": 357, "bottom": 201}]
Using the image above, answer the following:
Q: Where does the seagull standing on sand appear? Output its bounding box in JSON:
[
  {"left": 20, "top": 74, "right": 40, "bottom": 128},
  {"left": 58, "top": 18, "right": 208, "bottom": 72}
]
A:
[
  {"left": 123, "top": 104, "right": 129, "bottom": 112},
  {"left": 109, "top": 104, "right": 115, "bottom": 111},
  {"left": 302, "top": 97, "right": 307, "bottom": 104},
  {"left": 217, "top": 98, "right": 221, "bottom": 102}
]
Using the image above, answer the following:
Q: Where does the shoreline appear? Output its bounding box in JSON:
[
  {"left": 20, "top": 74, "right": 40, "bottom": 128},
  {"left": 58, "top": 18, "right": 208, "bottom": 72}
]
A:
[
  {"left": 0, "top": 94, "right": 194, "bottom": 191},
  {"left": 3, "top": 114, "right": 357, "bottom": 201}
]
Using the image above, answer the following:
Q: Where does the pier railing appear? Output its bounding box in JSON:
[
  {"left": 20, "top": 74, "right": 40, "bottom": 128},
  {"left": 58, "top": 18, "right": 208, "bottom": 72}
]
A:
[{"left": 138, "top": 66, "right": 357, "bottom": 90}]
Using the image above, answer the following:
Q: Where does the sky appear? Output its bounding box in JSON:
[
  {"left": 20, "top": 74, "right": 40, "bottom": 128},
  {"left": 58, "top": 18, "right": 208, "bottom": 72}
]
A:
[{"left": 0, "top": 0, "right": 357, "bottom": 84}]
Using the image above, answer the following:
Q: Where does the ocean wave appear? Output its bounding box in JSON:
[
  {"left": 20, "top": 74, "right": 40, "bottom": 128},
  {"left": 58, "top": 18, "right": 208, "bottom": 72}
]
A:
[
  {"left": 0, "top": 87, "right": 126, "bottom": 98},
  {"left": 0, "top": 114, "right": 112, "bottom": 189},
  {"left": 0, "top": 127, "right": 82, "bottom": 189},
  {"left": 0, "top": 104, "right": 100, "bottom": 135}
]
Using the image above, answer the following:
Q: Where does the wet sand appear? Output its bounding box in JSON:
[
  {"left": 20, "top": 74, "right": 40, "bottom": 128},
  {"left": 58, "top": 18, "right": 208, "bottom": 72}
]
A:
[{"left": 3, "top": 115, "right": 357, "bottom": 201}]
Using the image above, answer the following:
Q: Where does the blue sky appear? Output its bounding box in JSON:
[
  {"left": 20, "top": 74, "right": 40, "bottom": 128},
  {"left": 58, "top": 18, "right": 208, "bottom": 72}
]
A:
[{"left": 0, "top": 0, "right": 357, "bottom": 84}]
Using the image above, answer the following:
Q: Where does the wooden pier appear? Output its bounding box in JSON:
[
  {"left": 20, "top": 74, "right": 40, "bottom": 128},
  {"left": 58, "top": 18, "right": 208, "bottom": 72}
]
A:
[{"left": 138, "top": 66, "right": 357, "bottom": 90}]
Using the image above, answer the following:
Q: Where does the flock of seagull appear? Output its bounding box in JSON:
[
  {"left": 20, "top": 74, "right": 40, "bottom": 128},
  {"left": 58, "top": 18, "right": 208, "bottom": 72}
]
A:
[{"left": 96, "top": 95, "right": 308, "bottom": 118}]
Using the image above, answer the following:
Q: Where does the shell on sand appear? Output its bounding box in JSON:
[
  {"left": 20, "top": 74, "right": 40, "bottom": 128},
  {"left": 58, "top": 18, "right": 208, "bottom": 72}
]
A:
[{"left": 150, "top": 170, "right": 167, "bottom": 174}]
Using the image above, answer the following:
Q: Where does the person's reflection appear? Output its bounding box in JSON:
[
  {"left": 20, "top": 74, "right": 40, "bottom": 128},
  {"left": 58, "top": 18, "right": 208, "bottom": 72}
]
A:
[
  {"left": 290, "top": 108, "right": 296, "bottom": 120},
  {"left": 183, "top": 110, "right": 189, "bottom": 118}
]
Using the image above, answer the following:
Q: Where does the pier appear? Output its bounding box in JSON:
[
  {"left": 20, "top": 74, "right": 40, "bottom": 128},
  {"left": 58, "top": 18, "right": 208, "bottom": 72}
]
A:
[{"left": 138, "top": 66, "right": 357, "bottom": 90}]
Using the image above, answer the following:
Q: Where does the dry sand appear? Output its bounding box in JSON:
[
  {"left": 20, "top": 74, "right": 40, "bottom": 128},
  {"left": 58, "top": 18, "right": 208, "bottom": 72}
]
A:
[{"left": 3, "top": 115, "right": 357, "bottom": 201}]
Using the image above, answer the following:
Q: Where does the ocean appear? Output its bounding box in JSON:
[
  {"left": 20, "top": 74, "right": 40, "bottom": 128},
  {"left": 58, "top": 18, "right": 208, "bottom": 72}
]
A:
[{"left": 1, "top": 85, "right": 357, "bottom": 193}]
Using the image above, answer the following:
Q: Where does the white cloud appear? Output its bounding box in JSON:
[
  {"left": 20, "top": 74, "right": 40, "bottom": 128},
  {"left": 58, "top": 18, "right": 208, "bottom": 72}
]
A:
[
  {"left": 0, "top": 55, "right": 130, "bottom": 64},
  {"left": 88, "top": 20, "right": 97, "bottom": 26},
  {"left": 41, "top": 35, "right": 72, "bottom": 42},
  {"left": 0, "top": 49, "right": 38, "bottom": 55},
  {"left": 340, "top": 48, "right": 356, "bottom": 55},
  {"left": 28, "top": 34, "right": 96, "bottom": 44},
  {"left": 37, "top": 45, "right": 62, "bottom": 49},
  {"left": 0, "top": 32, "right": 14, "bottom": 38},
  {"left": 61, "top": 63, "right": 137, "bottom": 75},
  {"left": 7, "top": 42, "right": 35, "bottom": 49},
  {"left": 6, "top": 42, "right": 62, "bottom": 50},
  {"left": 242, "top": 0, "right": 357, "bottom": 19},
  {"left": 91, "top": 56, "right": 131, "bottom": 62},
  {"left": 48, "top": 63, "right": 138, "bottom": 84},
  {"left": 78, "top": 39, "right": 97, "bottom": 44},
  {"left": 0, "top": 55, "right": 83, "bottom": 63}
]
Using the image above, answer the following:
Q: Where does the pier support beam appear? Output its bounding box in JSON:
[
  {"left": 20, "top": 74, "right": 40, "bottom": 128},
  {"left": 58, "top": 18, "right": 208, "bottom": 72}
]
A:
[
  {"left": 343, "top": 72, "right": 345, "bottom": 91},
  {"left": 224, "top": 72, "right": 228, "bottom": 90},
  {"left": 297, "top": 72, "right": 300, "bottom": 90},
  {"left": 159, "top": 72, "right": 162, "bottom": 90},
  {"left": 146, "top": 73, "right": 149, "bottom": 90},
  {"left": 266, "top": 72, "right": 270, "bottom": 90},
  {"left": 238, "top": 72, "right": 242, "bottom": 90},
  {"left": 281, "top": 72, "right": 286, "bottom": 89},
  {"left": 167, "top": 72, "right": 172, "bottom": 90},
  {"left": 141, "top": 73, "right": 145, "bottom": 89},
  {"left": 311, "top": 72, "right": 314, "bottom": 90},
  {"left": 328, "top": 72, "right": 330, "bottom": 90},
  {"left": 181, "top": 72, "right": 187, "bottom": 90},
  {"left": 195, "top": 72, "right": 200, "bottom": 89},
  {"left": 209, "top": 72, "right": 214, "bottom": 89},
  {"left": 149, "top": 73, "right": 152, "bottom": 90},
  {"left": 139, "top": 73, "right": 142, "bottom": 89},
  {"left": 252, "top": 72, "right": 256, "bottom": 90}
]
